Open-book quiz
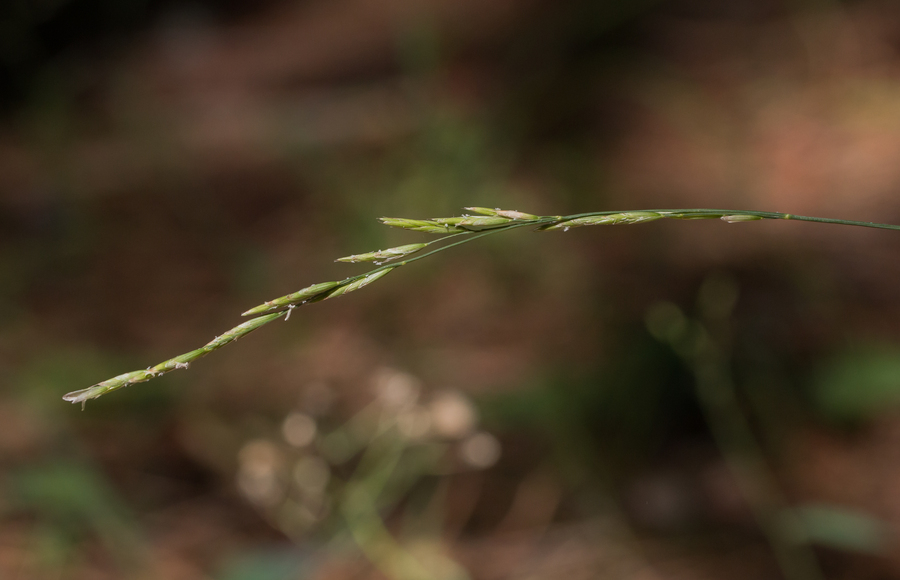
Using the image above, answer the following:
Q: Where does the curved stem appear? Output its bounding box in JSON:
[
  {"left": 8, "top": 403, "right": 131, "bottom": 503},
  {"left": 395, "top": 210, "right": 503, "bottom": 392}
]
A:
[
  {"left": 65, "top": 207, "right": 900, "bottom": 405},
  {"left": 565, "top": 208, "right": 900, "bottom": 232}
]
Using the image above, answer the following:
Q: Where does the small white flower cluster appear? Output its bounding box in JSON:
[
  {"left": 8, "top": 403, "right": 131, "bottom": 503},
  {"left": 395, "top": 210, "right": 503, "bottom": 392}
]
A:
[
  {"left": 372, "top": 368, "right": 501, "bottom": 468},
  {"left": 234, "top": 367, "right": 502, "bottom": 540}
]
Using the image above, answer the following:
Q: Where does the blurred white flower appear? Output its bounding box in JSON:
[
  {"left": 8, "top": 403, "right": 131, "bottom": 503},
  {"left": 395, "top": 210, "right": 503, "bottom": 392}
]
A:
[
  {"left": 459, "top": 432, "right": 501, "bottom": 469},
  {"left": 429, "top": 390, "right": 476, "bottom": 439},
  {"left": 238, "top": 439, "right": 281, "bottom": 476},
  {"left": 282, "top": 412, "right": 317, "bottom": 447},
  {"left": 373, "top": 367, "right": 421, "bottom": 410},
  {"left": 237, "top": 439, "right": 284, "bottom": 505}
]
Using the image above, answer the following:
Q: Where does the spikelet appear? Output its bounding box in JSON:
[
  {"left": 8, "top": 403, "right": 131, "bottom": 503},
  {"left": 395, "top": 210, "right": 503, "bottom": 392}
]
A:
[
  {"left": 463, "top": 207, "right": 538, "bottom": 220},
  {"left": 721, "top": 214, "right": 764, "bottom": 223},
  {"left": 379, "top": 218, "right": 463, "bottom": 234},
  {"left": 336, "top": 243, "right": 427, "bottom": 263},
  {"left": 495, "top": 209, "right": 538, "bottom": 220},
  {"left": 541, "top": 211, "right": 663, "bottom": 230},
  {"left": 63, "top": 312, "right": 285, "bottom": 407},
  {"left": 324, "top": 268, "right": 394, "bottom": 300},
  {"left": 242, "top": 281, "right": 341, "bottom": 316},
  {"left": 463, "top": 207, "right": 499, "bottom": 216},
  {"left": 455, "top": 216, "right": 512, "bottom": 227}
]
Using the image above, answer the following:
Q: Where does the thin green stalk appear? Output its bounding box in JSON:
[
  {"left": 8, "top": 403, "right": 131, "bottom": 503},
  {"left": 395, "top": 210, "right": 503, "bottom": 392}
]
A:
[
  {"left": 339, "top": 430, "right": 467, "bottom": 580},
  {"left": 566, "top": 208, "right": 900, "bottom": 232},
  {"left": 64, "top": 207, "right": 900, "bottom": 406},
  {"left": 648, "top": 284, "right": 825, "bottom": 580}
]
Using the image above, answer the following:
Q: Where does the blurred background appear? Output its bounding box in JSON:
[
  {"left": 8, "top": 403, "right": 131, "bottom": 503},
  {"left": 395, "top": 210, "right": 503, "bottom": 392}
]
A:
[{"left": 3, "top": 0, "right": 900, "bottom": 578}]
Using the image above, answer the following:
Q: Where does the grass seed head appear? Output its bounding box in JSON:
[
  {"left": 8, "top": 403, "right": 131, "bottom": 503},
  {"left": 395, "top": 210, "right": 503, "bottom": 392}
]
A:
[
  {"left": 218, "top": 313, "right": 285, "bottom": 341},
  {"left": 494, "top": 209, "right": 538, "bottom": 220},
  {"left": 336, "top": 243, "right": 427, "bottom": 263},
  {"left": 456, "top": 216, "right": 512, "bottom": 227},
  {"left": 325, "top": 268, "right": 395, "bottom": 300},
  {"left": 242, "top": 281, "right": 341, "bottom": 316},
  {"left": 463, "top": 207, "right": 538, "bottom": 220},
  {"left": 63, "top": 369, "right": 158, "bottom": 406},
  {"left": 463, "top": 207, "right": 499, "bottom": 216},
  {"left": 379, "top": 217, "right": 463, "bottom": 234},
  {"left": 542, "top": 211, "right": 663, "bottom": 230},
  {"left": 75, "top": 205, "right": 870, "bottom": 407},
  {"left": 432, "top": 217, "right": 466, "bottom": 225}
]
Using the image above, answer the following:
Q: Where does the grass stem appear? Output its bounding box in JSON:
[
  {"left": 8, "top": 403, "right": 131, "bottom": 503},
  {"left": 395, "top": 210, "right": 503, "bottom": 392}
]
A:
[{"left": 65, "top": 207, "right": 900, "bottom": 405}]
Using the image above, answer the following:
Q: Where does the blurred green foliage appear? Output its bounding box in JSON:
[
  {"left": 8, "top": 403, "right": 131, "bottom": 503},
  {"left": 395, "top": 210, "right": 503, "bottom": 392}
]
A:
[
  {"left": 791, "top": 503, "right": 887, "bottom": 555},
  {"left": 9, "top": 461, "right": 144, "bottom": 573},
  {"left": 812, "top": 344, "right": 900, "bottom": 422},
  {"left": 218, "top": 549, "right": 307, "bottom": 580}
]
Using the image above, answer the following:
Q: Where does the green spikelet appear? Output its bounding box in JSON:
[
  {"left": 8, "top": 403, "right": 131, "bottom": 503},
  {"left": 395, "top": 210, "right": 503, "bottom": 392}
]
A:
[
  {"left": 242, "top": 281, "right": 341, "bottom": 316},
  {"left": 336, "top": 243, "right": 428, "bottom": 263},
  {"left": 541, "top": 211, "right": 663, "bottom": 230},
  {"left": 379, "top": 218, "right": 463, "bottom": 234}
]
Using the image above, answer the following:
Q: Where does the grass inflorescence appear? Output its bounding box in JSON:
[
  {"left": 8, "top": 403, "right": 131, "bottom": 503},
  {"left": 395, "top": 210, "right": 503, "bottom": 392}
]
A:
[{"left": 64, "top": 207, "right": 900, "bottom": 407}]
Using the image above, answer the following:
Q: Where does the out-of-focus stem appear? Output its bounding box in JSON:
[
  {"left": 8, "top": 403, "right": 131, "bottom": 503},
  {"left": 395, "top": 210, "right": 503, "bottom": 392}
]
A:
[{"left": 651, "top": 277, "right": 825, "bottom": 580}]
